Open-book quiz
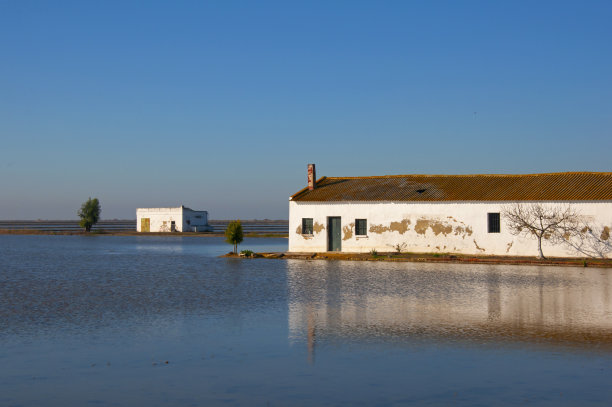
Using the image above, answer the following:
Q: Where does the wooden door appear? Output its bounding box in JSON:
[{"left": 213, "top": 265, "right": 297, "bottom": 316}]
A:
[{"left": 141, "top": 218, "right": 150, "bottom": 232}]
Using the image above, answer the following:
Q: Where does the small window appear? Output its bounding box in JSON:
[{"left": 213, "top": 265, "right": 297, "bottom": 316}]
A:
[
  {"left": 302, "top": 218, "right": 313, "bottom": 234},
  {"left": 355, "top": 219, "right": 367, "bottom": 236},
  {"left": 488, "top": 213, "right": 500, "bottom": 233}
]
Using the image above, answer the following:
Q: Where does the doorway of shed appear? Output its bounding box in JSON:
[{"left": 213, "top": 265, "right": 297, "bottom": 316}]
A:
[{"left": 141, "top": 218, "right": 150, "bottom": 232}]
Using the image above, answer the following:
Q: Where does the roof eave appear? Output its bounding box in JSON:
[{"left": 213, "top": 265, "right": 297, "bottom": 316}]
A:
[{"left": 290, "top": 176, "right": 327, "bottom": 200}]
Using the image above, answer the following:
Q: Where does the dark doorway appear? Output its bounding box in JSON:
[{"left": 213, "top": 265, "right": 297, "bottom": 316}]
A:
[{"left": 328, "top": 217, "right": 342, "bottom": 252}]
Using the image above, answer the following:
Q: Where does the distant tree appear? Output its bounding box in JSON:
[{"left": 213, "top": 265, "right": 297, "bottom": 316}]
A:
[
  {"left": 225, "top": 220, "right": 244, "bottom": 253},
  {"left": 78, "top": 197, "right": 101, "bottom": 232},
  {"left": 502, "top": 203, "right": 584, "bottom": 259}
]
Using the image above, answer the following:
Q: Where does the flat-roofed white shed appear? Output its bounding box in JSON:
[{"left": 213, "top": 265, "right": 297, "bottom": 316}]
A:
[{"left": 137, "top": 206, "right": 212, "bottom": 232}]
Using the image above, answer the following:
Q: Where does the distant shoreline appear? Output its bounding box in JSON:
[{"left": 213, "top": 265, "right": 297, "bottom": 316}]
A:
[
  {"left": 0, "top": 229, "right": 288, "bottom": 238},
  {"left": 0, "top": 219, "right": 289, "bottom": 236}
]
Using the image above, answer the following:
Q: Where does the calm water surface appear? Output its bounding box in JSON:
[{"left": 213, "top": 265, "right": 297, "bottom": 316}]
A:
[{"left": 1, "top": 235, "right": 611, "bottom": 406}]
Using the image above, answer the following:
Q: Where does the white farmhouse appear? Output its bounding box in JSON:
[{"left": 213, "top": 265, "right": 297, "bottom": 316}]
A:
[
  {"left": 137, "top": 206, "right": 212, "bottom": 232},
  {"left": 288, "top": 169, "right": 612, "bottom": 257}
]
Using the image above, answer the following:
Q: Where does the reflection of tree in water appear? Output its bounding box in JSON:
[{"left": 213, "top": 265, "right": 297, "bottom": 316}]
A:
[
  {"left": 486, "top": 267, "right": 501, "bottom": 321},
  {"left": 307, "top": 303, "right": 316, "bottom": 365}
]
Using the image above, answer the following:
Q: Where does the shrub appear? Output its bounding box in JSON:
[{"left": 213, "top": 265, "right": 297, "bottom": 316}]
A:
[
  {"left": 225, "top": 220, "right": 244, "bottom": 253},
  {"left": 78, "top": 197, "right": 101, "bottom": 232},
  {"left": 387, "top": 242, "right": 407, "bottom": 254}
]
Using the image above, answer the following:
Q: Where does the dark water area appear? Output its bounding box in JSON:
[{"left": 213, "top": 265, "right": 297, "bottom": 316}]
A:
[{"left": 1, "top": 235, "right": 611, "bottom": 406}]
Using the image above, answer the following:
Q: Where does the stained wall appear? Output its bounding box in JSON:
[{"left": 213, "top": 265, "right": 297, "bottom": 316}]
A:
[
  {"left": 288, "top": 200, "right": 612, "bottom": 257},
  {"left": 137, "top": 207, "right": 184, "bottom": 232}
]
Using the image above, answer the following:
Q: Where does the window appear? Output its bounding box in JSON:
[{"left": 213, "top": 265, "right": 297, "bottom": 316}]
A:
[
  {"left": 355, "top": 219, "right": 367, "bottom": 236},
  {"left": 302, "top": 218, "right": 313, "bottom": 234},
  {"left": 488, "top": 213, "right": 500, "bottom": 233}
]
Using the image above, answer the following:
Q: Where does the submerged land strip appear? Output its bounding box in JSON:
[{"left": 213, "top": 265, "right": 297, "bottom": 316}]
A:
[
  {"left": 0, "top": 219, "right": 289, "bottom": 237},
  {"left": 224, "top": 251, "right": 612, "bottom": 268},
  {"left": 2, "top": 224, "right": 609, "bottom": 268},
  {"left": 0, "top": 229, "right": 288, "bottom": 238}
]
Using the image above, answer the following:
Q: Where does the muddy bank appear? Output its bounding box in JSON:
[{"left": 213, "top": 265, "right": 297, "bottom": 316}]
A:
[{"left": 223, "top": 251, "right": 612, "bottom": 268}]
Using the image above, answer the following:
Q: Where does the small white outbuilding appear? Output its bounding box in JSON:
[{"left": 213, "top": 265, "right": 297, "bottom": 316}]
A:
[
  {"left": 288, "top": 168, "right": 612, "bottom": 258},
  {"left": 137, "top": 205, "right": 212, "bottom": 232}
]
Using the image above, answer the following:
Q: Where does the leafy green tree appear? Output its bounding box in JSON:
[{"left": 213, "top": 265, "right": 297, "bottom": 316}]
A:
[
  {"left": 78, "top": 197, "right": 101, "bottom": 232},
  {"left": 225, "top": 220, "right": 244, "bottom": 253}
]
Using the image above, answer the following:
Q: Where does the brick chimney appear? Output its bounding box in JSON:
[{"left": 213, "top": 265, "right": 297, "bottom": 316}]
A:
[{"left": 307, "top": 164, "right": 316, "bottom": 190}]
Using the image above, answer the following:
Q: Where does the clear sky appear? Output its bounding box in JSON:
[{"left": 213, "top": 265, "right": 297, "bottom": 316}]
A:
[{"left": 1, "top": 1, "right": 611, "bottom": 220}]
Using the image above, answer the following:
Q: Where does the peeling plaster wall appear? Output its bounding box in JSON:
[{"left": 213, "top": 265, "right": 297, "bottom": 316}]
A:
[{"left": 288, "top": 200, "right": 612, "bottom": 257}]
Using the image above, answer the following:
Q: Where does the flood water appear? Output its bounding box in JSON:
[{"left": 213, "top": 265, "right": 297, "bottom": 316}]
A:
[{"left": 1, "top": 235, "right": 611, "bottom": 406}]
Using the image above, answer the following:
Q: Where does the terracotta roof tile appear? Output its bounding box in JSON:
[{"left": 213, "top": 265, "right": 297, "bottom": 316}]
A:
[{"left": 290, "top": 172, "right": 612, "bottom": 202}]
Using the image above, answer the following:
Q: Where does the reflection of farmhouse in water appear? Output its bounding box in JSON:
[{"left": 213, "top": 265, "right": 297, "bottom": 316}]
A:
[{"left": 288, "top": 260, "right": 612, "bottom": 360}]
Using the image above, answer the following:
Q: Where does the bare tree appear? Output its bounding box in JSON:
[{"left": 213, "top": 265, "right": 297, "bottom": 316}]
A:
[
  {"left": 501, "top": 203, "right": 584, "bottom": 259},
  {"left": 561, "top": 225, "right": 612, "bottom": 259}
]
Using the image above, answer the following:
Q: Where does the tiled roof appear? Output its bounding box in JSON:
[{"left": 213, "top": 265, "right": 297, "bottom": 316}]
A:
[{"left": 290, "top": 172, "right": 612, "bottom": 202}]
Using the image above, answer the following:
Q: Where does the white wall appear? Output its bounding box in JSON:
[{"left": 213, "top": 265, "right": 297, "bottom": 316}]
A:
[
  {"left": 137, "top": 207, "right": 183, "bottom": 232},
  {"left": 182, "top": 209, "right": 210, "bottom": 232},
  {"left": 288, "top": 200, "right": 612, "bottom": 257},
  {"left": 137, "top": 207, "right": 211, "bottom": 232}
]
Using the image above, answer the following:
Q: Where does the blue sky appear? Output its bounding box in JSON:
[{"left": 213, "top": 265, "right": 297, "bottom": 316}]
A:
[{"left": 1, "top": 1, "right": 611, "bottom": 220}]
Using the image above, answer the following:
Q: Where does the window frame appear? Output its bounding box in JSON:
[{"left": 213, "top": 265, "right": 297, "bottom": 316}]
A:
[
  {"left": 302, "top": 218, "right": 314, "bottom": 235},
  {"left": 355, "top": 218, "right": 368, "bottom": 236},
  {"left": 487, "top": 212, "right": 501, "bottom": 233}
]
